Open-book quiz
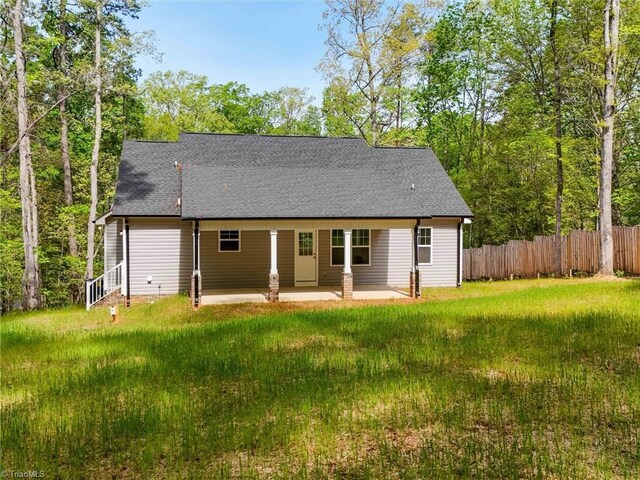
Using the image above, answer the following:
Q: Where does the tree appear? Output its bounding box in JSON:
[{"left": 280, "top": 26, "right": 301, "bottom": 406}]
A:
[
  {"left": 269, "top": 87, "right": 320, "bottom": 135},
  {"left": 11, "top": 0, "right": 42, "bottom": 309},
  {"left": 321, "top": 81, "right": 357, "bottom": 137},
  {"left": 44, "top": 0, "right": 83, "bottom": 301},
  {"left": 414, "top": 1, "right": 496, "bottom": 173},
  {"left": 84, "top": 0, "right": 142, "bottom": 281},
  {"left": 141, "top": 72, "right": 320, "bottom": 138},
  {"left": 598, "top": 0, "right": 620, "bottom": 276},
  {"left": 320, "top": 0, "right": 424, "bottom": 145},
  {"left": 85, "top": 0, "right": 102, "bottom": 281},
  {"left": 141, "top": 71, "right": 235, "bottom": 139},
  {"left": 380, "top": 2, "right": 424, "bottom": 144},
  {"left": 550, "top": 0, "right": 564, "bottom": 276},
  {"left": 2, "top": 0, "right": 143, "bottom": 310},
  {"left": 209, "top": 82, "right": 274, "bottom": 134},
  {"left": 54, "top": 0, "right": 79, "bottom": 259}
]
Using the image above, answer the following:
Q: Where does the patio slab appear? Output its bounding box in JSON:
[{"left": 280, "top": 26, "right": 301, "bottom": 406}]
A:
[
  {"left": 200, "top": 285, "right": 409, "bottom": 305},
  {"left": 200, "top": 288, "right": 268, "bottom": 305}
]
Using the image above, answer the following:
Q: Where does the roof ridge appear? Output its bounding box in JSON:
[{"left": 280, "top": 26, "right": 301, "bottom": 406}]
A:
[
  {"left": 179, "top": 132, "right": 364, "bottom": 141},
  {"left": 373, "top": 145, "right": 430, "bottom": 150},
  {"left": 180, "top": 132, "right": 245, "bottom": 137}
]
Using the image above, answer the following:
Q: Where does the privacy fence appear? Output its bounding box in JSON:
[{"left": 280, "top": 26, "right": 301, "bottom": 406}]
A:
[{"left": 463, "top": 227, "right": 640, "bottom": 280}]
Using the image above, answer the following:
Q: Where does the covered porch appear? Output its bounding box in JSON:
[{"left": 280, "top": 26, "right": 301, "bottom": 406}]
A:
[
  {"left": 200, "top": 285, "right": 410, "bottom": 305},
  {"left": 190, "top": 218, "right": 426, "bottom": 308}
]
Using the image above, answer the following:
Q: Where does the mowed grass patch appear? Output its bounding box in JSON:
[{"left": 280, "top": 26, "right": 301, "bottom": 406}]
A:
[{"left": 1, "top": 279, "right": 639, "bottom": 479}]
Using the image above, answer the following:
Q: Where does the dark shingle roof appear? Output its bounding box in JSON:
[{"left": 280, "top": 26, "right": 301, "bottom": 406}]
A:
[
  {"left": 112, "top": 141, "right": 182, "bottom": 216},
  {"left": 113, "top": 133, "right": 472, "bottom": 219}
]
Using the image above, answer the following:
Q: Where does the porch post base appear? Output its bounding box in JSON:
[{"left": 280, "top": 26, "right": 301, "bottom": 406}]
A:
[
  {"left": 342, "top": 272, "right": 353, "bottom": 300},
  {"left": 409, "top": 271, "right": 420, "bottom": 298},
  {"left": 190, "top": 275, "right": 196, "bottom": 308},
  {"left": 268, "top": 274, "right": 279, "bottom": 302},
  {"left": 191, "top": 274, "right": 201, "bottom": 309}
]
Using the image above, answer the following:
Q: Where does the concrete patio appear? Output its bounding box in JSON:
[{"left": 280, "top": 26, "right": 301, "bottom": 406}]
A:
[{"left": 200, "top": 285, "right": 410, "bottom": 305}]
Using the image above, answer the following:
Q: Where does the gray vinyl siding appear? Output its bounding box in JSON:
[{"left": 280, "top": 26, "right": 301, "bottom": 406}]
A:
[
  {"left": 318, "top": 229, "right": 412, "bottom": 286},
  {"left": 318, "top": 221, "right": 460, "bottom": 288},
  {"left": 125, "top": 219, "right": 460, "bottom": 294},
  {"left": 128, "top": 218, "right": 192, "bottom": 295},
  {"left": 104, "top": 217, "right": 122, "bottom": 272},
  {"left": 418, "top": 218, "right": 459, "bottom": 287},
  {"left": 201, "top": 230, "right": 294, "bottom": 288}
]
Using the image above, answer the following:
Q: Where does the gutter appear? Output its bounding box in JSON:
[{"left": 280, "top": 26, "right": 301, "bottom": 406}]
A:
[{"left": 110, "top": 214, "right": 475, "bottom": 221}]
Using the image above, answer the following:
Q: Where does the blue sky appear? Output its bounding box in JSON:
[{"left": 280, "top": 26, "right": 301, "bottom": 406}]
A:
[{"left": 129, "top": 0, "right": 328, "bottom": 104}]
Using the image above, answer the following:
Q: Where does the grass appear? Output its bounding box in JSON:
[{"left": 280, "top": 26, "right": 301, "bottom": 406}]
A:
[{"left": 1, "top": 278, "right": 639, "bottom": 479}]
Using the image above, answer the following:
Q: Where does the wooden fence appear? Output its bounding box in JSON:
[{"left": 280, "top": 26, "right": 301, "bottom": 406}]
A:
[{"left": 463, "top": 226, "right": 640, "bottom": 280}]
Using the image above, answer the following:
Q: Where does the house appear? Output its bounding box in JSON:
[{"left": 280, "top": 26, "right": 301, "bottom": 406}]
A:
[{"left": 90, "top": 133, "right": 472, "bottom": 309}]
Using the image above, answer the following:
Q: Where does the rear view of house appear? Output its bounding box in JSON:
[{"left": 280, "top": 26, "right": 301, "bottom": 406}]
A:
[{"left": 90, "top": 133, "right": 472, "bottom": 308}]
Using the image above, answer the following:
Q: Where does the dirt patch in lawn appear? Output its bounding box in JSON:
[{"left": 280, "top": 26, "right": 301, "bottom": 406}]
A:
[{"left": 197, "top": 297, "right": 419, "bottom": 321}]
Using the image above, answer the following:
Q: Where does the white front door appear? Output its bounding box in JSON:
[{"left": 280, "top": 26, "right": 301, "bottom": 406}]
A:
[{"left": 295, "top": 230, "right": 317, "bottom": 286}]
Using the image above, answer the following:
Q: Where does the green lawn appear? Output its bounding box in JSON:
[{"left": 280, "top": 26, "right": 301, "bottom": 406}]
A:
[{"left": 2, "top": 279, "right": 639, "bottom": 479}]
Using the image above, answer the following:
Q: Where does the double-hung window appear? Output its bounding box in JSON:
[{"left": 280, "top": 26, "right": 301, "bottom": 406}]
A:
[
  {"left": 331, "top": 229, "right": 370, "bottom": 266},
  {"left": 418, "top": 227, "right": 432, "bottom": 264},
  {"left": 219, "top": 230, "right": 240, "bottom": 252}
]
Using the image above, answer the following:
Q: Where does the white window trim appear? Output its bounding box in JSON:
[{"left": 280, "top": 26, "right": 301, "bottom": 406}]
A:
[
  {"left": 418, "top": 226, "right": 433, "bottom": 266},
  {"left": 330, "top": 229, "right": 371, "bottom": 267},
  {"left": 218, "top": 230, "right": 241, "bottom": 253}
]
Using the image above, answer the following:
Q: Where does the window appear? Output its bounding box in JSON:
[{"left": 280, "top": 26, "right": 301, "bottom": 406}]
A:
[
  {"left": 418, "top": 227, "right": 432, "bottom": 264},
  {"left": 219, "top": 230, "right": 240, "bottom": 252},
  {"left": 331, "top": 229, "right": 344, "bottom": 265},
  {"left": 331, "top": 229, "right": 370, "bottom": 266}
]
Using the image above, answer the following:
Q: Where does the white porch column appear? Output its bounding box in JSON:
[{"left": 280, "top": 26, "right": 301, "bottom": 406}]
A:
[
  {"left": 410, "top": 227, "right": 416, "bottom": 274},
  {"left": 411, "top": 222, "right": 421, "bottom": 298},
  {"left": 342, "top": 229, "right": 353, "bottom": 300},
  {"left": 270, "top": 229, "right": 278, "bottom": 275},
  {"left": 191, "top": 221, "right": 201, "bottom": 308},
  {"left": 268, "top": 230, "right": 279, "bottom": 302},
  {"left": 343, "top": 229, "right": 352, "bottom": 274}
]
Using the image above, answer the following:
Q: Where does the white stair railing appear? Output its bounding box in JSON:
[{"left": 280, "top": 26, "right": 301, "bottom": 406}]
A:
[{"left": 86, "top": 262, "right": 123, "bottom": 310}]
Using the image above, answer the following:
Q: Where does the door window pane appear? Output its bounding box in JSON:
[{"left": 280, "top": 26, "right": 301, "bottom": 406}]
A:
[{"left": 298, "top": 232, "right": 313, "bottom": 256}]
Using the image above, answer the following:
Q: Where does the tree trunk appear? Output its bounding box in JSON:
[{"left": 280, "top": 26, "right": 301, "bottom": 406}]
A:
[
  {"left": 59, "top": 0, "right": 80, "bottom": 302},
  {"left": 12, "top": 0, "right": 42, "bottom": 310},
  {"left": 599, "top": 0, "right": 619, "bottom": 276},
  {"left": 550, "top": 0, "right": 564, "bottom": 277},
  {"left": 395, "top": 72, "right": 401, "bottom": 146},
  {"left": 60, "top": 101, "right": 78, "bottom": 255},
  {"left": 58, "top": 0, "right": 78, "bottom": 259},
  {"left": 85, "top": 1, "right": 102, "bottom": 281}
]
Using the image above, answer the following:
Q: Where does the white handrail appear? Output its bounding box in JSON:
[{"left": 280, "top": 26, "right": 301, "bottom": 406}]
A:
[{"left": 86, "top": 262, "right": 123, "bottom": 310}]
